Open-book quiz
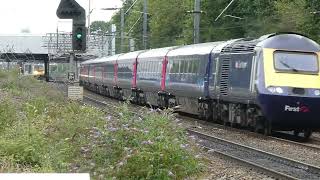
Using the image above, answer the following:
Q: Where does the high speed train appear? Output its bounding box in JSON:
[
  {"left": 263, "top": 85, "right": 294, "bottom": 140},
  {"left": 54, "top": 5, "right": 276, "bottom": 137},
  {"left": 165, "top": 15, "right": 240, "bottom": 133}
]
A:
[{"left": 80, "top": 32, "right": 320, "bottom": 139}]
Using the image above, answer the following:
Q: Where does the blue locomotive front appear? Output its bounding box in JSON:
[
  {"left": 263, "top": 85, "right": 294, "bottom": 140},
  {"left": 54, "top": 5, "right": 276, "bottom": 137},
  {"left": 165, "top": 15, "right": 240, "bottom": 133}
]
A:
[{"left": 255, "top": 34, "right": 320, "bottom": 137}]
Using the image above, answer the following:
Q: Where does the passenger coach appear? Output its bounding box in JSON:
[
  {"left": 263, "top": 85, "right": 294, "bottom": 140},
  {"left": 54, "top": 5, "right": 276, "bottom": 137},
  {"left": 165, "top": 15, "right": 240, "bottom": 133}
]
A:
[{"left": 80, "top": 33, "right": 320, "bottom": 139}]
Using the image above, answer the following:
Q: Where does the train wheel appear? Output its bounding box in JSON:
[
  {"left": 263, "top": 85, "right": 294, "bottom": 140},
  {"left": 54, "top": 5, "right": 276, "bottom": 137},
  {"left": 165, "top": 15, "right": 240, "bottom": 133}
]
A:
[
  {"left": 263, "top": 119, "right": 271, "bottom": 136},
  {"left": 293, "top": 130, "right": 299, "bottom": 137},
  {"left": 253, "top": 117, "right": 262, "bottom": 133},
  {"left": 303, "top": 129, "right": 312, "bottom": 140}
]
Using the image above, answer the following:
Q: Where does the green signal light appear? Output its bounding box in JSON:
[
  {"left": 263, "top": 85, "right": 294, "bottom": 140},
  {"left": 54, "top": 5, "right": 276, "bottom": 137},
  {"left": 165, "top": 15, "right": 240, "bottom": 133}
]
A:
[{"left": 76, "top": 33, "right": 82, "bottom": 39}]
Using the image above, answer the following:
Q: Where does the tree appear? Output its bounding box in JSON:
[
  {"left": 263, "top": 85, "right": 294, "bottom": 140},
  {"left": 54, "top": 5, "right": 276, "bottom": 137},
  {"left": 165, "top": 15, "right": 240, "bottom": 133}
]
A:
[
  {"left": 108, "top": 0, "right": 320, "bottom": 53},
  {"left": 90, "top": 21, "right": 111, "bottom": 34}
]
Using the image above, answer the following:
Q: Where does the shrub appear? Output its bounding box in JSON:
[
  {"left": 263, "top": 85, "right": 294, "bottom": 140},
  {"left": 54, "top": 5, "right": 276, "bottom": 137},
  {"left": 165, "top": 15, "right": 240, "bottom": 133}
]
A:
[{"left": 90, "top": 104, "right": 203, "bottom": 179}]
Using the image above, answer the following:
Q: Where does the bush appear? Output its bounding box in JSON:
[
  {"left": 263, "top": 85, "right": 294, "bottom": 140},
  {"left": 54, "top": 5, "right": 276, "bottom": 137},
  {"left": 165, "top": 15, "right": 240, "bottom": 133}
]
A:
[{"left": 90, "top": 104, "right": 203, "bottom": 179}]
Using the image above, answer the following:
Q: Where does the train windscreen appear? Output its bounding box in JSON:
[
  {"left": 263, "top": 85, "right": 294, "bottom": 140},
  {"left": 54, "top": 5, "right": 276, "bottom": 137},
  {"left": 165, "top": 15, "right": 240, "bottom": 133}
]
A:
[{"left": 274, "top": 51, "right": 318, "bottom": 74}]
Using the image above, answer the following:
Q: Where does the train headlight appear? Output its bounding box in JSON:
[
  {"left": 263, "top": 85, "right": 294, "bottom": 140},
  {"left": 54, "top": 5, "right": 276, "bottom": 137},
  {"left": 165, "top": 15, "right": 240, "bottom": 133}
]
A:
[
  {"left": 314, "top": 90, "right": 320, "bottom": 96},
  {"left": 267, "top": 86, "right": 284, "bottom": 94},
  {"left": 267, "top": 87, "right": 276, "bottom": 93},
  {"left": 276, "top": 87, "right": 284, "bottom": 94}
]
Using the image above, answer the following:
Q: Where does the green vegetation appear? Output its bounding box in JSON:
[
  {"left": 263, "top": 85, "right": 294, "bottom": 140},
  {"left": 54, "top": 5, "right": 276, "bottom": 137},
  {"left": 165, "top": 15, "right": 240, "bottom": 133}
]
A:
[
  {"left": 0, "top": 70, "right": 204, "bottom": 179},
  {"left": 106, "top": 0, "right": 320, "bottom": 53}
]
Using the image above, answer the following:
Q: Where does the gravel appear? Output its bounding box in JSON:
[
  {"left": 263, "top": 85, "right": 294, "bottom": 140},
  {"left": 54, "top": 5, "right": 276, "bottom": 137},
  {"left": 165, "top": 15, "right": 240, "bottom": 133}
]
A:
[{"left": 194, "top": 150, "right": 274, "bottom": 180}]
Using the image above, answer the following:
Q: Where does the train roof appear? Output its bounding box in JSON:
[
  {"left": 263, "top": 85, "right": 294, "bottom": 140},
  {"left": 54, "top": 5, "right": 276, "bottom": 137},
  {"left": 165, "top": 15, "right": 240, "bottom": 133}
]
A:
[
  {"left": 257, "top": 33, "right": 320, "bottom": 51},
  {"left": 117, "top": 50, "right": 145, "bottom": 61},
  {"left": 81, "top": 33, "right": 320, "bottom": 66},
  {"left": 81, "top": 54, "right": 122, "bottom": 65},
  {"left": 167, "top": 42, "right": 225, "bottom": 57},
  {"left": 81, "top": 57, "right": 104, "bottom": 65},
  {"left": 138, "top": 46, "right": 177, "bottom": 60}
]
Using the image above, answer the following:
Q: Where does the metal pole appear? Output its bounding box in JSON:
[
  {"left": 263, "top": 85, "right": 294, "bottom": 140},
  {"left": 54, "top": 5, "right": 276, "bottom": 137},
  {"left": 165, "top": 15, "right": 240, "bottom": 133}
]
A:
[
  {"left": 88, "top": 0, "right": 91, "bottom": 37},
  {"left": 44, "top": 56, "right": 49, "bottom": 82},
  {"left": 143, "top": 0, "right": 148, "bottom": 49},
  {"left": 112, "top": 24, "right": 116, "bottom": 55},
  {"left": 70, "top": 53, "right": 75, "bottom": 76},
  {"left": 194, "top": 0, "right": 201, "bottom": 44},
  {"left": 56, "top": 26, "right": 59, "bottom": 50},
  {"left": 129, "top": 39, "right": 135, "bottom": 52},
  {"left": 120, "top": 8, "right": 125, "bottom": 53}
]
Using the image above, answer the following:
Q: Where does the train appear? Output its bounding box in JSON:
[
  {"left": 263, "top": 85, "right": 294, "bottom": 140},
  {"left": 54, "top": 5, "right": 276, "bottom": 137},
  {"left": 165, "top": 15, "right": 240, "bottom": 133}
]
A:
[
  {"left": 80, "top": 32, "right": 320, "bottom": 139},
  {"left": 22, "top": 63, "right": 45, "bottom": 77}
]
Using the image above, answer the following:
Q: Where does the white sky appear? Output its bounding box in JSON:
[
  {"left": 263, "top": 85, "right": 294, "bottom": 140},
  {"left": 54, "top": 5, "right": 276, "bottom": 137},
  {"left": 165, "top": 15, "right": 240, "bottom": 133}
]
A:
[{"left": 0, "top": 0, "right": 123, "bottom": 34}]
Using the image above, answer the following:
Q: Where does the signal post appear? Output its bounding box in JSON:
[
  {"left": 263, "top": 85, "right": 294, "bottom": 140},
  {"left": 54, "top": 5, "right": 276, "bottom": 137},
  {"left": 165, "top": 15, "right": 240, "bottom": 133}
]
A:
[{"left": 56, "top": 0, "right": 87, "bottom": 82}]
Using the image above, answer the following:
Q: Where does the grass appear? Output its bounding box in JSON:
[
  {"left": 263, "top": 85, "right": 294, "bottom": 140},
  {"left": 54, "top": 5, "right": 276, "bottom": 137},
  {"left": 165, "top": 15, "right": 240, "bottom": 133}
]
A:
[{"left": 0, "top": 69, "right": 205, "bottom": 179}]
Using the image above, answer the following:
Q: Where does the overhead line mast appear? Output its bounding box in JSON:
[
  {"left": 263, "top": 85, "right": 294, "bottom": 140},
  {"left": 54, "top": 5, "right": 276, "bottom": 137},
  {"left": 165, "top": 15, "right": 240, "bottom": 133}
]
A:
[
  {"left": 187, "top": 0, "right": 203, "bottom": 44},
  {"left": 194, "top": 0, "right": 201, "bottom": 44},
  {"left": 143, "top": 0, "right": 148, "bottom": 49}
]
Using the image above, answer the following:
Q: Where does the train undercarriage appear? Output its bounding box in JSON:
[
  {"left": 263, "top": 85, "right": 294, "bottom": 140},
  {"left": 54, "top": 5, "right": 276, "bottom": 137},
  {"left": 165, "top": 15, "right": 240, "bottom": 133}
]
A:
[{"left": 198, "top": 98, "right": 313, "bottom": 139}]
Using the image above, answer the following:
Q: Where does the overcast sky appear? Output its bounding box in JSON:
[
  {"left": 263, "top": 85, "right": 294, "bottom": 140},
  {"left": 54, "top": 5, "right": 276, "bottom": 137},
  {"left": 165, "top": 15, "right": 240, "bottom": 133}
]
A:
[{"left": 0, "top": 0, "right": 123, "bottom": 34}]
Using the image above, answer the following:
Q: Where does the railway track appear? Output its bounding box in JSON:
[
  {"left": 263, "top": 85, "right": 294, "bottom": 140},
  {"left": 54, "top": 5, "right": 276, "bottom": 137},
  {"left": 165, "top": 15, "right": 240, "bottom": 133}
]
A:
[
  {"left": 188, "top": 128, "right": 320, "bottom": 180},
  {"left": 179, "top": 114, "right": 320, "bottom": 152},
  {"left": 83, "top": 93, "right": 146, "bottom": 118}
]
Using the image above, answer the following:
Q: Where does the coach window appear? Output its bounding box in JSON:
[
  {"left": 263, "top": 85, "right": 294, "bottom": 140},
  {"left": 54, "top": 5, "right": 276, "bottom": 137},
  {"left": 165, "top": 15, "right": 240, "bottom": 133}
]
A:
[
  {"left": 95, "top": 65, "right": 100, "bottom": 80},
  {"left": 143, "top": 61, "right": 148, "bottom": 79},
  {"left": 170, "top": 59, "right": 177, "bottom": 81},
  {"left": 155, "top": 61, "right": 159, "bottom": 79},
  {"left": 89, "top": 65, "right": 93, "bottom": 78},
  {"left": 126, "top": 62, "right": 132, "bottom": 79},
  {"left": 138, "top": 61, "right": 142, "bottom": 79},
  {"left": 180, "top": 60, "right": 185, "bottom": 74},
  {"left": 210, "top": 56, "right": 217, "bottom": 86},
  {"left": 137, "top": 61, "right": 141, "bottom": 79},
  {"left": 120, "top": 63, "right": 125, "bottom": 79},
  {"left": 146, "top": 61, "right": 150, "bottom": 78},
  {"left": 108, "top": 66, "right": 113, "bottom": 79},
  {"left": 154, "top": 61, "right": 158, "bottom": 79},
  {"left": 104, "top": 64, "right": 109, "bottom": 79},
  {"left": 151, "top": 61, "right": 155, "bottom": 79},
  {"left": 179, "top": 60, "right": 183, "bottom": 81},
  {"left": 186, "top": 57, "right": 191, "bottom": 74},
  {"left": 179, "top": 59, "right": 183, "bottom": 80},
  {"left": 148, "top": 61, "right": 152, "bottom": 79},
  {"left": 142, "top": 61, "right": 147, "bottom": 79},
  {"left": 147, "top": 61, "right": 151, "bottom": 77},
  {"left": 117, "top": 64, "right": 121, "bottom": 79}
]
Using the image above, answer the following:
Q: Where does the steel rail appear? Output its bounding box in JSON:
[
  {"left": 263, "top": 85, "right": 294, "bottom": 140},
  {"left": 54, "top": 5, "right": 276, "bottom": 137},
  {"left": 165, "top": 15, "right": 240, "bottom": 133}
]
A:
[
  {"left": 179, "top": 114, "right": 320, "bottom": 152},
  {"left": 188, "top": 129, "right": 320, "bottom": 180},
  {"left": 83, "top": 94, "right": 144, "bottom": 118}
]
